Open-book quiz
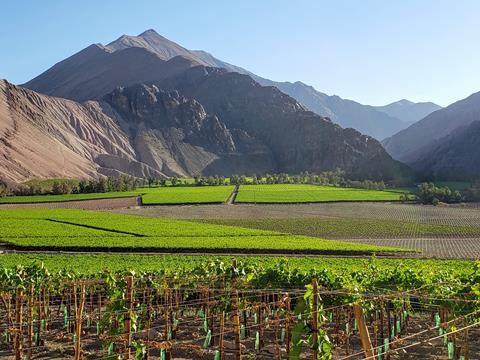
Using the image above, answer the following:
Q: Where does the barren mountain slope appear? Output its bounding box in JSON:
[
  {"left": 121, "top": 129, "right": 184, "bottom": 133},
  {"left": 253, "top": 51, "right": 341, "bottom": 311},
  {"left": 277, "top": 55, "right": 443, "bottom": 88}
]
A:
[
  {"left": 0, "top": 80, "right": 166, "bottom": 182},
  {"left": 23, "top": 45, "right": 197, "bottom": 102},
  {"left": 0, "top": 79, "right": 274, "bottom": 182}
]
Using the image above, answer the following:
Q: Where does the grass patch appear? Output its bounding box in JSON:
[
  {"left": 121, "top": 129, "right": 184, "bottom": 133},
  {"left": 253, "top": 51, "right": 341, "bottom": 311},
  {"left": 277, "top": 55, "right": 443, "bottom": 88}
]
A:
[{"left": 235, "top": 184, "right": 412, "bottom": 203}]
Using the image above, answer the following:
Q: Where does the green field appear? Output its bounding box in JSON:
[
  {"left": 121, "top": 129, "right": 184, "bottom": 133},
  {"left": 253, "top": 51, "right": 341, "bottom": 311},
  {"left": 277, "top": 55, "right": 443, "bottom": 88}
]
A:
[
  {"left": 0, "top": 191, "right": 141, "bottom": 204},
  {"left": 0, "top": 253, "right": 469, "bottom": 276},
  {"left": 0, "top": 209, "right": 402, "bottom": 254},
  {"left": 202, "top": 217, "right": 480, "bottom": 238},
  {"left": 235, "top": 184, "right": 410, "bottom": 203},
  {"left": 141, "top": 185, "right": 235, "bottom": 204},
  {"left": 0, "top": 185, "right": 234, "bottom": 205}
]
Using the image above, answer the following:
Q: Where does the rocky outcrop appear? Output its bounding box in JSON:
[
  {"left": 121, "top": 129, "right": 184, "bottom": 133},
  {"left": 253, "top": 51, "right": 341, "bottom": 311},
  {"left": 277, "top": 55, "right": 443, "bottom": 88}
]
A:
[{"left": 154, "top": 67, "right": 411, "bottom": 180}]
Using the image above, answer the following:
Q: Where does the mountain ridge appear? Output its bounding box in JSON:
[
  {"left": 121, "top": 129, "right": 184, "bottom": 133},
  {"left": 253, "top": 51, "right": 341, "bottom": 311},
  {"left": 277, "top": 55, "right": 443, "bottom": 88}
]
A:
[
  {"left": 383, "top": 90, "right": 480, "bottom": 163},
  {"left": 22, "top": 29, "right": 439, "bottom": 140}
]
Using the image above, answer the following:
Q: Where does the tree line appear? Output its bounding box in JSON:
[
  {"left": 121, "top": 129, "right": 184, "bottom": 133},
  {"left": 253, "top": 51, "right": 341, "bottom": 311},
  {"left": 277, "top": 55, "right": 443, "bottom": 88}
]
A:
[
  {"left": 1, "top": 176, "right": 138, "bottom": 196},
  {"left": 416, "top": 182, "right": 463, "bottom": 205}
]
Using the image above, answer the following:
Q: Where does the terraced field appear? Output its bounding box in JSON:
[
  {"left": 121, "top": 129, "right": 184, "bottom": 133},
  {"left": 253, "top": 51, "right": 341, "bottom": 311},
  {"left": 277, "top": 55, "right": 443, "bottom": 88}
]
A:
[
  {"left": 0, "top": 209, "right": 402, "bottom": 254},
  {"left": 141, "top": 185, "right": 235, "bottom": 204},
  {"left": 235, "top": 184, "right": 410, "bottom": 203}
]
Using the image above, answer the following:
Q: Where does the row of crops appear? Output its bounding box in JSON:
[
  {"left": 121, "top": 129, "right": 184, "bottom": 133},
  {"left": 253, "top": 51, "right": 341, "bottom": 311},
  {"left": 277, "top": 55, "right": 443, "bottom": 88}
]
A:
[
  {"left": 0, "top": 184, "right": 411, "bottom": 205},
  {"left": 0, "top": 209, "right": 403, "bottom": 254},
  {"left": 1, "top": 260, "right": 480, "bottom": 359}
]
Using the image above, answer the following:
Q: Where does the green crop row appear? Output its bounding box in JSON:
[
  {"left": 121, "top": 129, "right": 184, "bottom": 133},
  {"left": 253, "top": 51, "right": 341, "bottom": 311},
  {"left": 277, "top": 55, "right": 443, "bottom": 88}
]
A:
[{"left": 0, "top": 253, "right": 471, "bottom": 276}]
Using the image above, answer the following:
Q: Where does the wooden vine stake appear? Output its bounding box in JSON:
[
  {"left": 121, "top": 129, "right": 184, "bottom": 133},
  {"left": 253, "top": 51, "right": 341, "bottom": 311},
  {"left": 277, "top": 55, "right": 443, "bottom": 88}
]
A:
[
  {"left": 353, "top": 303, "right": 374, "bottom": 360},
  {"left": 231, "top": 260, "right": 241, "bottom": 360},
  {"left": 285, "top": 293, "right": 291, "bottom": 355},
  {"left": 14, "top": 287, "right": 23, "bottom": 360},
  {"left": 125, "top": 276, "right": 134, "bottom": 359},
  {"left": 219, "top": 311, "right": 225, "bottom": 360},
  {"left": 74, "top": 283, "right": 86, "bottom": 360},
  {"left": 312, "top": 279, "right": 319, "bottom": 360},
  {"left": 27, "top": 284, "right": 34, "bottom": 360},
  {"left": 232, "top": 290, "right": 241, "bottom": 360}
]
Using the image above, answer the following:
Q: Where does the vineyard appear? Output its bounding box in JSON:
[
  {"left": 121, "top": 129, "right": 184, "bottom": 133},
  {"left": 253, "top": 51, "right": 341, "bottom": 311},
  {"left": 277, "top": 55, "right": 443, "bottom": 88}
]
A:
[
  {"left": 141, "top": 186, "right": 235, "bottom": 205},
  {"left": 202, "top": 218, "right": 480, "bottom": 239},
  {"left": 0, "top": 260, "right": 479, "bottom": 359},
  {"left": 0, "top": 191, "right": 142, "bottom": 204},
  {"left": 0, "top": 184, "right": 415, "bottom": 206},
  {"left": 235, "top": 185, "right": 410, "bottom": 203},
  {"left": 0, "top": 209, "right": 401, "bottom": 254}
]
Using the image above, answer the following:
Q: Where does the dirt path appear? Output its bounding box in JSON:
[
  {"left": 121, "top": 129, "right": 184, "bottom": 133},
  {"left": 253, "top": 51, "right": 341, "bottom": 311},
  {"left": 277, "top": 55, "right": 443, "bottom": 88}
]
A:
[{"left": 226, "top": 184, "right": 239, "bottom": 204}]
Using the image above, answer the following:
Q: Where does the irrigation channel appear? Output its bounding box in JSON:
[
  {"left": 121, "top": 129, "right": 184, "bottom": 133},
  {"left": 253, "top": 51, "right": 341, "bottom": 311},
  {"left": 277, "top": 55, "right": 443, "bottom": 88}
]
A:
[{"left": 1, "top": 263, "right": 480, "bottom": 360}]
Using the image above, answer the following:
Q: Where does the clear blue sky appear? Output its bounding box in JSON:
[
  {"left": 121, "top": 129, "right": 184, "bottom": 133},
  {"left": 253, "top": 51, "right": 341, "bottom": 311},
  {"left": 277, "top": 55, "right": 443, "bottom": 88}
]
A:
[{"left": 2, "top": 0, "right": 480, "bottom": 106}]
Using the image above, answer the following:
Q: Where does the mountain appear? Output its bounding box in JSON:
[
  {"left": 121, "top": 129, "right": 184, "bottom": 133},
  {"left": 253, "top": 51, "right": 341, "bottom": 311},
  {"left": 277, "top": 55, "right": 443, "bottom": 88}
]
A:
[
  {"left": 23, "top": 29, "right": 424, "bottom": 140},
  {"left": 22, "top": 43, "right": 198, "bottom": 102},
  {"left": 269, "top": 81, "right": 408, "bottom": 140},
  {"left": 374, "top": 99, "right": 442, "bottom": 125},
  {"left": 151, "top": 67, "right": 411, "bottom": 179},
  {"left": 1, "top": 69, "right": 411, "bottom": 183},
  {"left": 409, "top": 120, "right": 480, "bottom": 180},
  {"left": 0, "top": 79, "right": 159, "bottom": 182},
  {"left": 383, "top": 91, "right": 480, "bottom": 164}
]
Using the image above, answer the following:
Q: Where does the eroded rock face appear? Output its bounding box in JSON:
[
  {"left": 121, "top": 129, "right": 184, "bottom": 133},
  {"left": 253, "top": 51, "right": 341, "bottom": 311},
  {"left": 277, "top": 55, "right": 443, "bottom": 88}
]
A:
[{"left": 154, "top": 67, "right": 411, "bottom": 181}]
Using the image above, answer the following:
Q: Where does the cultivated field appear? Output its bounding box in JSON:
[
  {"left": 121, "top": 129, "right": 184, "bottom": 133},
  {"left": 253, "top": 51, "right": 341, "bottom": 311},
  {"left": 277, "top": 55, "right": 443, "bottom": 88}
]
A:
[
  {"left": 235, "top": 184, "right": 409, "bottom": 203},
  {"left": 0, "top": 190, "right": 141, "bottom": 203},
  {"left": 117, "top": 202, "right": 480, "bottom": 259},
  {"left": 0, "top": 209, "right": 402, "bottom": 254},
  {"left": 141, "top": 185, "right": 235, "bottom": 204},
  {"left": 0, "top": 255, "right": 478, "bottom": 359},
  {"left": 202, "top": 217, "right": 480, "bottom": 238},
  {"left": 0, "top": 193, "right": 479, "bottom": 359}
]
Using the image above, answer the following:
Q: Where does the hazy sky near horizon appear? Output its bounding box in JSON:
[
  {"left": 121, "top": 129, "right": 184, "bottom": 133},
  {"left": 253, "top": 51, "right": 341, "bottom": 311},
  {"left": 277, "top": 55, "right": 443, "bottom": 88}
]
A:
[{"left": 2, "top": 0, "right": 480, "bottom": 107}]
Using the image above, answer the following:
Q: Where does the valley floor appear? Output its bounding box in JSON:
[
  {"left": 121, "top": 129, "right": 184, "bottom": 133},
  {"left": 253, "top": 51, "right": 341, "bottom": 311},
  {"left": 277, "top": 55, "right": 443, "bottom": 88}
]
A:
[{"left": 1, "top": 199, "right": 479, "bottom": 259}]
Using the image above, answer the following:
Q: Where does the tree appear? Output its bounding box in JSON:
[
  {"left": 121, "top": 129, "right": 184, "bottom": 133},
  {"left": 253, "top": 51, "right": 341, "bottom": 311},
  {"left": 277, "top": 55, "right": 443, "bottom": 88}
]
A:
[
  {"left": 51, "top": 181, "right": 63, "bottom": 195},
  {"left": 147, "top": 177, "right": 155, "bottom": 188}
]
